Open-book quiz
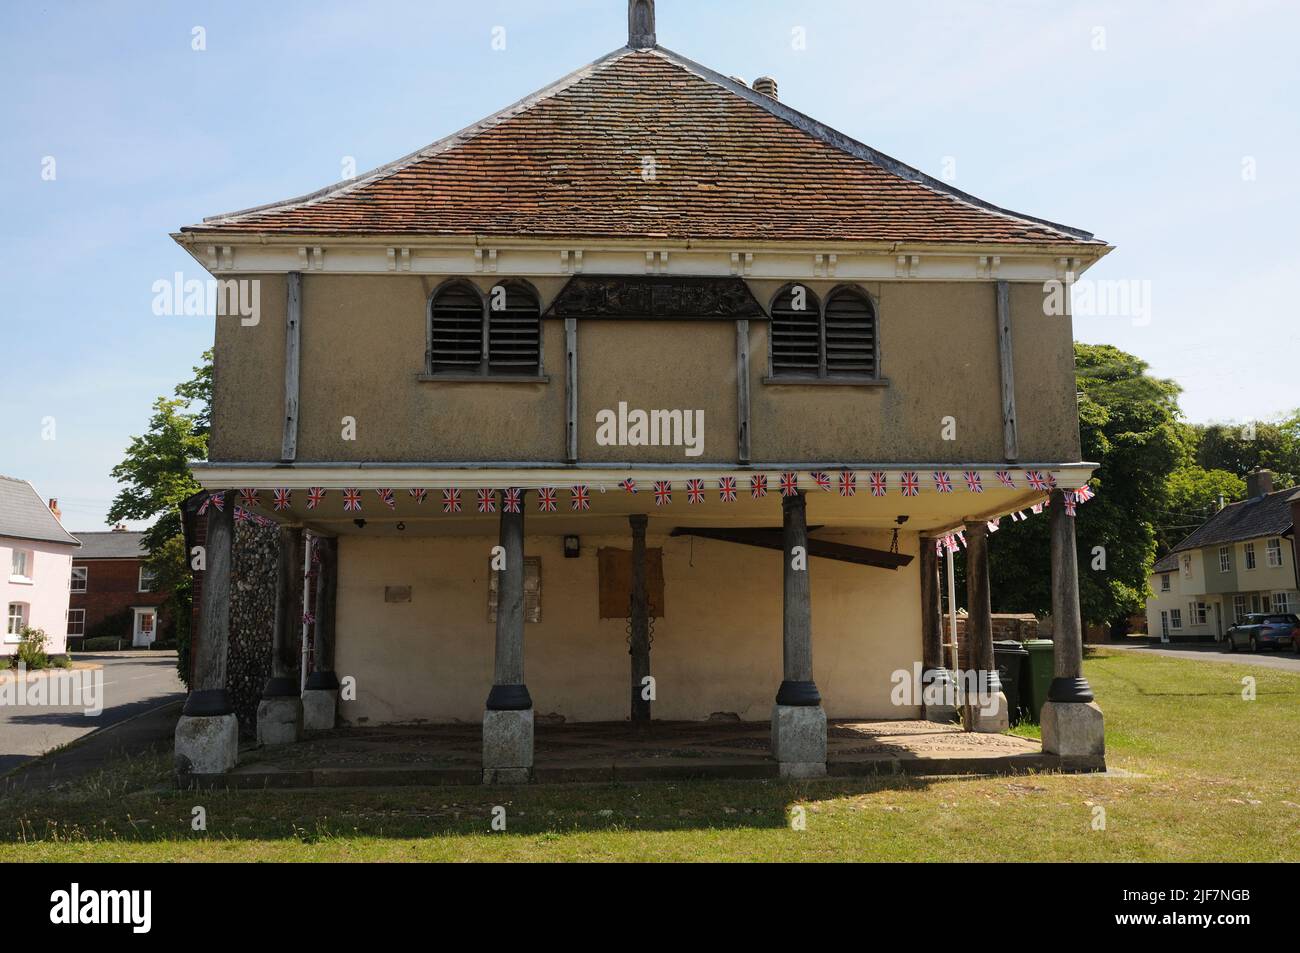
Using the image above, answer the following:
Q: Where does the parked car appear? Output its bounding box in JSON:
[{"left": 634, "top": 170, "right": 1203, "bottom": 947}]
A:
[{"left": 1223, "top": 613, "right": 1300, "bottom": 653}]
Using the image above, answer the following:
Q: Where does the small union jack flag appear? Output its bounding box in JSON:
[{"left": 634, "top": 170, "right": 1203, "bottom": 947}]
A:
[
  {"left": 811, "top": 471, "right": 831, "bottom": 492},
  {"left": 198, "top": 492, "right": 219, "bottom": 515},
  {"left": 901, "top": 471, "right": 920, "bottom": 497},
  {"left": 570, "top": 485, "right": 590, "bottom": 511},
  {"left": 538, "top": 487, "right": 558, "bottom": 512},
  {"left": 343, "top": 488, "right": 362, "bottom": 512},
  {"left": 653, "top": 480, "right": 672, "bottom": 506},
  {"left": 996, "top": 470, "right": 1016, "bottom": 489},
  {"left": 719, "top": 476, "right": 737, "bottom": 502},
  {"left": 239, "top": 488, "right": 259, "bottom": 508},
  {"left": 376, "top": 488, "right": 396, "bottom": 510},
  {"left": 935, "top": 538, "right": 944, "bottom": 557},
  {"left": 477, "top": 489, "right": 496, "bottom": 513},
  {"left": 1031, "top": 501, "right": 1045, "bottom": 515},
  {"left": 932, "top": 471, "right": 953, "bottom": 493},
  {"left": 442, "top": 488, "right": 462, "bottom": 513},
  {"left": 619, "top": 478, "right": 638, "bottom": 494},
  {"left": 964, "top": 471, "right": 983, "bottom": 493},
  {"left": 987, "top": 517, "right": 1001, "bottom": 532},
  {"left": 234, "top": 506, "right": 252, "bottom": 523},
  {"left": 943, "top": 534, "right": 958, "bottom": 553},
  {"left": 408, "top": 488, "right": 428, "bottom": 504},
  {"left": 839, "top": 471, "right": 857, "bottom": 497},
  {"left": 503, "top": 488, "right": 522, "bottom": 513},
  {"left": 686, "top": 478, "right": 705, "bottom": 504},
  {"left": 272, "top": 488, "right": 292, "bottom": 511},
  {"left": 1011, "top": 510, "right": 1027, "bottom": 522},
  {"left": 1075, "top": 484, "right": 1095, "bottom": 503},
  {"left": 1026, "top": 470, "right": 1049, "bottom": 491},
  {"left": 1046, "top": 472, "right": 1058, "bottom": 489},
  {"left": 780, "top": 472, "right": 798, "bottom": 497},
  {"left": 302, "top": 611, "right": 315, "bottom": 626},
  {"left": 870, "top": 472, "right": 887, "bottom": 496},
  {"left": 750, "top": 475, "right": 768, "bottom": 499},
  {"left": 307, "top": 487, "right": 326, "bottom": 509},
  {"left": 1064, "top": 493, "right": 1077, "bottom": 517}
]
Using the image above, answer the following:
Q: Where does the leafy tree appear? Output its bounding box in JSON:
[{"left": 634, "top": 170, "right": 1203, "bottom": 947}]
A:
[
  {"left": 970, "top": 344, "right": 1182, "bottom": 627},
  {"left": 1187, "top": 417, "right": 1299, "bottom": 487},
  {"left": 107, "top": 351, "right": 212, "bottom": 683},
  {"left": 1157, "top": 466, "right": 1245, "bottom": 552}
]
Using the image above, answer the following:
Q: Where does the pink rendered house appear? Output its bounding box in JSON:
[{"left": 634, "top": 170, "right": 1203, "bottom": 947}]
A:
[{"left": 1, "top": 476, "right": 80, "bottom": 657}]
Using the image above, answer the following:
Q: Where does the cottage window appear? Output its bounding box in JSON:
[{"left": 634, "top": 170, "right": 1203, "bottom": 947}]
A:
[
  {"left": 768, "top": 284, "right": 880, "bottom": 382},
  {"left": 1160, "top": 573, "right": 1170, "bottom": 592},
  {"left": 1244, "top": 542, "right": 1256, "bottom": 570},
  {"left": 10, "top": 549, "right": 33, "bottom": 582},
  {"left": 1189, "top": 602, "right": 1208, "bottom": 626},
  {"left": 67, "top": 608, "right": 85, "bottom": 636},
  {"left": 1233, "top": 594, "right": 1247, "bottom": 622},
  {"left": 1273, "top": 591, "right": 1295, "bottom": 614},
  {"left": 1266, "top": 538, "right": 1283, "bottom": 568},
  {"left": 138, "top": 566, "right": 156, "bottom": 593},
  {"left": 6, "top": 602, "right": 27, "bottom": 638},
  {"left": 1168, "top": 608, "right": 1182, "bottom": 629},
  {"left": 1218, "top": 546, "right": 1231, "bottom": 573},
  {"left": 70, "top": 565, "right": 88, "bottom": 592},
  {"left": 426, "top": 279, "right": 543, "bottom": 379}
]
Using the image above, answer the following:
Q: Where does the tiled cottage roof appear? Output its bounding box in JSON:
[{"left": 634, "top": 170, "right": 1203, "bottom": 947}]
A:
[
  {"left": 73, "top": 531, "right": 147, "bottom": 560},
  {"left": 0, "top": 475, "right": 80, "bottom": 547},
  {"left": 1155, "top": 486, "right": 1297, "bottom": 573},
  {"left": 183, "top": 47, "right": 1102, "bottom": 246}
]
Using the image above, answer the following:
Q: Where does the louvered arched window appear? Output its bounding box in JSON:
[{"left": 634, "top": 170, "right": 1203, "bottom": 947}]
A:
[
  {"left": 768, "top": 283, "right": 879, "bottom": 381},
  {"left": 427, "top": 279, "right": 542, "bottom": 378}
]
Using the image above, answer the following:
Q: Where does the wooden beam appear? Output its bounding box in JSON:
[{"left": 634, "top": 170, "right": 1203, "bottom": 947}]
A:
[
  {"left": 736, "top": 319, "right": 751, "bottom": 464},
  {"left": 669, "top": 526, "right": 912, "bottom": 570},
  {"left": 281, "top": 271, "right": 302, "bottom": 462},
  {"left": 996, "top": 280, "right": 1019, "bottom": 462},
  {"left": 564, "top": 317, "right": 578, "bottom": 463}
]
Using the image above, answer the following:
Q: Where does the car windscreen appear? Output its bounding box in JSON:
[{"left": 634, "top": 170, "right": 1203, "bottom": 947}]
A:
[{"left": 1264, "top": 615, "right": 1298, "bottom": 624}]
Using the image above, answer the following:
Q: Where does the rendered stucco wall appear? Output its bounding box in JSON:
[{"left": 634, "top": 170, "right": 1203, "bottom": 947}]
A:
[{"left": 1, "top": 538, "right": 74, "bottom": 655}]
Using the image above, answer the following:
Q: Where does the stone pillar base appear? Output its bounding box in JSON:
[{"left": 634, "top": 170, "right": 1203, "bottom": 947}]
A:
[
  {"left": 924, "top": 703, "right": 960, "bottom": 725},
  {"left": 967, "top": 691, "right": 1010, "bottom": 733},
  {"left": 922, "top": 670, "right": 959, "bottom": 724},
  {"left": 483, "top": 708, "right": 534, "bottom": 783},
  {"left": 771, "top": 704, "right": 826, "bottom": 777},
  {"left": 301, "top": 689, "right": 338, "bottom": 731},
  {"left": 175, "top": 713, "right": 239, "bottom": 775},
  {"left": 1042, "top": 700, "right": 1105, "bottom": 759},
  {"left": 256, "top": 695, "right": 303, "bottom": 746}
]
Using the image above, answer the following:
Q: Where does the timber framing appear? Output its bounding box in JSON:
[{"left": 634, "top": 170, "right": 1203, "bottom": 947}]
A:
[{"left": 669, "top": 526, "right": 913, "bottom": 570}]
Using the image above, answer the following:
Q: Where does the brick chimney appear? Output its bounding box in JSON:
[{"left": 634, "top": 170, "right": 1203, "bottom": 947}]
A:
[
  {"left": 752, "top": 76, "right": 779, "bottom": 100},
  {"left": 112, "top": 523, "right": 128, "bottom": 532},
  {"left": 1246, "top": 469, "right": 1274, "bottom": 498},
  {"left": 47, "top": 498, "right": 61, "bottom": 521},
  {"left": 627, "top": 0, "right": 655, "bottom": 49}
]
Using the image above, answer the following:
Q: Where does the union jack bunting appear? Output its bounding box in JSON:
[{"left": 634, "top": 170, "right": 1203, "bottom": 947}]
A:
[
  {"left": 719, "top": 476, "right": 737, "bottom": 502},
  {"left": 1046, "top": 472, "right": 1058, "bottom": 489},
  {"left": 935, "top": 538, "right": 944, "bottom": 557},
  {"left": 302, "top": 611, "right": 315, "bottom": 626},
  {"left": 811, "top": 471, "right": 831, "bottom": 492},
  {"left": 376, "top": 488, "right": 396, "bottom": 510},
  {"left": 1026, "top": 470, "right": 1049, "bottom": 491},
  {"left": 987, "top": 517, "right": 1001, "bottom": 532},
  {"left": 653, "top": 480, "right": 672, "bottom": 506},
  {"left": 1075, "top": 484, "right": 1095, "bottom": 503},
  {"left": 686, "top": 479, "right": 705, "bottom": 504},
  {"left": 342, "top": 488, "right": 362, "bottom": 512},
  {"left": 838, "top": 471, "right": 857, "bottom": 497},
  {"left": 476, "top": 489, "right": 496, "bottom": 513},
  {"left": 1064, "top": 494, "right": 1077, "bottom": 517},
  {"left": 441, "top": 488, "right": 462, "bottom": 513},
  {"left": 956, "top": 530, "right": 967, "bottom": 547},
  {"left": 538, "top": 487, "right": 558, "bottom": 512},
  {"left": 239, "top": 488, "right": 259, "bottom": 508},
  {"left": 964, "top": 471, "right": 983, "bottom": 493},
  {"left": 901, "top": 471, "right": 920, "bottom": 497},
  {"left": 503, "top": 488, "right": 522, "bottom": 513},
  {"left": 996, "top": 470, "right": 1016, "bottom": 489},
  {"left": 570, "top": 485, "right": 591, "bottom": 511},
  {"left": 1031, "top": 501, "right": 1045, "bottom": 515},
  {"left": 619, "top": 478, "right": 638, "bottom": 494},
  {"left": 307, "top": 487, "right": 326, "bottom": 509},
  {"left": 780, "top": 472, "right": 798, "bottom": 497},
  {"left": 1011, "top": 510, "right": 1027, "bottom": 522},
  {"left": 869, "top": 471, "right": 887, "bottom": 496},
  {"left": 198, "top": 491, "right": 227, "bottom": 515},
  {"left": 272, "top": 488, "right": 292, "bottom": 511},
  {"left": 750, "top": 475, "right": 768, "bottom": 499},
  {"left": 943, "top": 535, "right": 958, "bottom": 553},
  {"left": 932, "top": 471, "right": 953, "bottom": 493},
  {"left": 408, "top": 488, "right": 428, "bottom": 504},
  {"left": 234, "top": 506, "right": 251, "bottom": 523},
  {"left": 197, "top": 492, "right": 216, "bottom": 515}
]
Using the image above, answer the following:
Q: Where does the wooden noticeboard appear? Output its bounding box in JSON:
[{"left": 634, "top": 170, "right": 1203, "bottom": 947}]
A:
[{"left": 597, "top": 547, "right": 665, "bottom": 619}]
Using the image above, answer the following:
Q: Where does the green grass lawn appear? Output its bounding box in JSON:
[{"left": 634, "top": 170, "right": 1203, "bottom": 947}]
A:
[{"left": 3, "top": 649, "right": 1298, "bottom": 861}]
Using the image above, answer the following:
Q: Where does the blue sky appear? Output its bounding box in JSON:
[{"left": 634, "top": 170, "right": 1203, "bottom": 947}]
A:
[{"left": 2, "top": 0, "right": 1297, "bottom": 531}]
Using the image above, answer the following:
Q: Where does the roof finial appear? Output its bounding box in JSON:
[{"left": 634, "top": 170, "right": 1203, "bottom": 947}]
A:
[{"left": 628, "top": 0, "right": 656, "bottom": 49}]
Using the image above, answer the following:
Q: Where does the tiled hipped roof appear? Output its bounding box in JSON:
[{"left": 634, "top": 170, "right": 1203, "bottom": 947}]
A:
[
  {"left": 1154, "top": 486, "right": 1298, "bottom": 573},
  {"left": 183, "top": 47, "right": 1101, "bottom": 246}
]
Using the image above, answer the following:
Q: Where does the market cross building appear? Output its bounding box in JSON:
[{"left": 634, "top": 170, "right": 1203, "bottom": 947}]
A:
[{"left": 172, "top": 1, "right": 1110, "bottom": 780}]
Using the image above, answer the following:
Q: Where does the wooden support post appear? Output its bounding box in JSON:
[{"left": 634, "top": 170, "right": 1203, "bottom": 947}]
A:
[
  {"left": 964, "top": 521, "right": 996, "bottom": 677},
  {"left": 919, "top": 536, "right": 944, "bottom": 675},
  {"left": 564, "top": 317, "right": 578, "bottom": 464},
  {"left": 263, "top": 526, "right": 302, "bottom": 696},
  {"left": 735, "top": 319, "right": 751, "bottom": 464},
  {"left": 1049, "top": 489, "right": 1094, "bottom": 701},
  {"left": 629, "top": 514, "right": 651, "bottom": 722},
  {"left": 281, "top": 271, "right": 302, "bottom": 462},
  {"left": 186, "top": 492, "right": 234, "bottom": 716},
  {"left": 776, "top": 492, "right": 820, "bottom": 705},
  {"left": 306, "top": 535, "right": 339, "bottom": 690},
  {"left": 996, "top": 280, "right": 1019, "bottom": 463},
  {"left": 486, "top": 491, "right": 531, "bottom": 710}
]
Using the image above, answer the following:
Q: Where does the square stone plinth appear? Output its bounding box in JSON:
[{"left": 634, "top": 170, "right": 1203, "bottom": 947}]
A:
[
  {"left": 967, "top": 691, "right": 1010, "bottom": 733},
  {"left": 256, "top": 695, "right": 303, "bottom": 746},
  {"left": 483, "top": 708, "right": 534, "bottom": 780},
  {"left": 771, "top": 704, "right": 826, "bottom": 777},
  {"left": 301, "top": 689, "right": 337, "bottom": 731},
  {"left": 1042, "top": 700, "right": 1105, "bottom": 759},
  {"left": 175, "top": 713, "right": 239, "bottom": 775}
]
